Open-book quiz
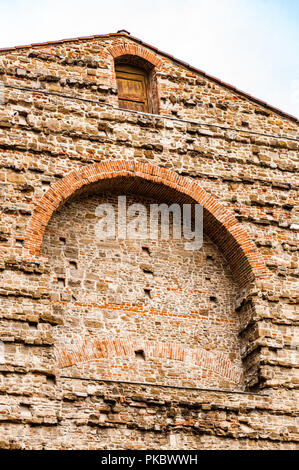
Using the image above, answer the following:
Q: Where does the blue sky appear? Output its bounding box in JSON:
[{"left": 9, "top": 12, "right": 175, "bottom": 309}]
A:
[{"left": 1, "top": 0, "right": 298, "bottom": 117}]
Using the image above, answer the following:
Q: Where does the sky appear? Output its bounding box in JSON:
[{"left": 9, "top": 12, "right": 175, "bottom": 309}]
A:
[{"left": 0, "top": 0, "right": 298, "bottom": 118}]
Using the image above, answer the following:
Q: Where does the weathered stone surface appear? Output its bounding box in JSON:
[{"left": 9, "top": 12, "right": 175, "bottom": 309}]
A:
[{"left": 0, "top": 32, "right": 298, "bottom": 450}]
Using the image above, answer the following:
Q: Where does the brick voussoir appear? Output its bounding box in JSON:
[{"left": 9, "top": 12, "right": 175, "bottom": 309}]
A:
[{"left": 22, "top": 161, "right": 268, "bottom": 285}]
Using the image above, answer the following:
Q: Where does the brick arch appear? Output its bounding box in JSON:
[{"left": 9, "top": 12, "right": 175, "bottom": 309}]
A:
[
  {"left": 56, "top": 334, "right": 242, "bottom": 384},
  {"left": 108, "top": 43, "right": 163, "bottom": 69},
  {"left": 23, "top": 160, "right": 267, "bottom": 287}
]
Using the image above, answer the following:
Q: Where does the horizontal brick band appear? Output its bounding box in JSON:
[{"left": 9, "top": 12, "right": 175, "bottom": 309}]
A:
[{"left": 23, "top": 160, "right": 267, "bottom": 287}]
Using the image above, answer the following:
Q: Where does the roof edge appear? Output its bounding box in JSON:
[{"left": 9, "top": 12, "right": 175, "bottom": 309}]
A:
[{"left": 0, "top": 31, "right": 298, "bottom": 124}]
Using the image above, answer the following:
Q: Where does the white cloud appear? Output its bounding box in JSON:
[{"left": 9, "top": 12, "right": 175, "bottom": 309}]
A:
[{"left": 0, "top": 0, "right": 298, "bottom": 117}]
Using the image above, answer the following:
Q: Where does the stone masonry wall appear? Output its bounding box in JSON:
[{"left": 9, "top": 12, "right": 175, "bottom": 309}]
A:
[
  {"left": 42, "top": 192, "right": 242, "bottom": 390},
  {"left": 0, "top": 31, "right": 298, "bottom": 449}
]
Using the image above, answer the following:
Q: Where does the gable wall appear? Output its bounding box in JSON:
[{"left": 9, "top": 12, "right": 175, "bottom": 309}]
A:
[{"left": 0, "top": 34, "right": 298, "bottom": 449}]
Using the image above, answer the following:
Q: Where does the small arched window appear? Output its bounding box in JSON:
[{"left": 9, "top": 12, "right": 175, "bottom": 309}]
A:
[{"left": 115, "top": 56, "right": 159, "bottom": 114}]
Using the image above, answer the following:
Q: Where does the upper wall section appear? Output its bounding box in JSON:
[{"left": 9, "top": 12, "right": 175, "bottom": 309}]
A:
[{"left": 0, "top": 32, "right": 298, "bottom": 135}]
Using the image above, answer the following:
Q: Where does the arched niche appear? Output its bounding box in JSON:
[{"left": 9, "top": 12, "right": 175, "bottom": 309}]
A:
[{"left": 23, "top": 161, "right": 268, "bottom": 390}]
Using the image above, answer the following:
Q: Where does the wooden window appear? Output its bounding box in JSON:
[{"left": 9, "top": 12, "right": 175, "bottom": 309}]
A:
[{"left": 115, "top": 64, "right": 151, "bottom": 113}]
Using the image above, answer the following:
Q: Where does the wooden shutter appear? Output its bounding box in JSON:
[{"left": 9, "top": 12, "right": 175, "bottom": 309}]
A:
[{"left": 115, "top": 64, "right": 150, "bottom": 113}]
